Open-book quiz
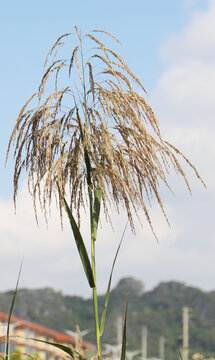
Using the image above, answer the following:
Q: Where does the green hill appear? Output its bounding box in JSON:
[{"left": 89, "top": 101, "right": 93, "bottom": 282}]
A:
[{"left": 1, "top": 278, "right": 215, "bottom": 359}]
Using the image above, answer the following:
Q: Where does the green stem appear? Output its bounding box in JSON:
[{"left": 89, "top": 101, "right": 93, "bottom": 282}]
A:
[
  {"left": 89, "top": 183, "right": 102, "bottom": 360},
  {"left": 79, "top": 37, "right": 103, "bottom": 358},
  {"left": 91, "top": 239, "right": 102, "bottom": 360}
]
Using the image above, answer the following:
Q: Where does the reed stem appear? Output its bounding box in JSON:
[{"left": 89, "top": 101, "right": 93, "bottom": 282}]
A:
[{"left": 91, "top": 237, "right": 102, "bottom": 360}]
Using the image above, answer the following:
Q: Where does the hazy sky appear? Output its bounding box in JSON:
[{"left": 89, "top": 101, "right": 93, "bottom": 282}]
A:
[{"left": 0, "top": 0, "right": 214, "bottom": 298}]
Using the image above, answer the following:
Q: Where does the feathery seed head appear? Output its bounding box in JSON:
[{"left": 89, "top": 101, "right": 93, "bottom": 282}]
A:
[{"left": 6, "top": 27, "right": 205, "bottom": 235}]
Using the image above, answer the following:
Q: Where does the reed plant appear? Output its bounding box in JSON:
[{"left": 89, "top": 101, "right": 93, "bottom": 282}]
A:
[{"left": 6, "top": 27, "right": 204, "bottom": 360}]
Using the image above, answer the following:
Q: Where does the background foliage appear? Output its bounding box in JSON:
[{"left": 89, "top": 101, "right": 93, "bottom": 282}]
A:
[{"left": 1, "top": 278, "right": 215, "bottom": 360}]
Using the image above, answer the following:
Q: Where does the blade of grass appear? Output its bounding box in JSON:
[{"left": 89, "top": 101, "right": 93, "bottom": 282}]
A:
[
  {"left": 93, "top": 184, "right": 101, "bottom": 225},
  {"left": 92, "top": 183, "right": 102, "bottom": 242},
  {"left": 177, "top": 344, "right": 183, "bottom": 360},
  {"left": 120, "top": 294, "right": 128, "bottom": 360},
  {"left": 6, "top": 261, "right": 23, "bottom": 360},
  {"left": 30, "top": 338, "right": 84, "bottom": 360},
  {"left": 63, "top": 196, "right": 95, "bottom": 288},
  {"left": 100, "top": 222, "right": 128, "bottom": 336}
]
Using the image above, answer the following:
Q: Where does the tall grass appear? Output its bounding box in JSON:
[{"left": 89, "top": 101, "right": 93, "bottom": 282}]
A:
[
  {"left": 5, "top": 263, "right": 22, "bottom": 360},
  {"left": 6, "top": 27, "right": 205, "bottom": 360}
]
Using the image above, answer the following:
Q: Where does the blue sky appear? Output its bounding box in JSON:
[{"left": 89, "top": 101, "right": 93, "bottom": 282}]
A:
[
  {"left": 0, "top": 0, "right": 214, "bottom": 297},
  {"left": 0, "top": 0, "right": 207, "bottom": 196}
]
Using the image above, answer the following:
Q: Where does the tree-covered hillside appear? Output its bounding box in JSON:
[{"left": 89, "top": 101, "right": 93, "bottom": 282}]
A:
[{"left": 1, "top": 278, "right": 215, "bottom": 359}]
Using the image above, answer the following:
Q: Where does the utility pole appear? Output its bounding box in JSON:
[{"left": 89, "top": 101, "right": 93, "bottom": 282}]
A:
[
  {"left": 141, "top": 326, "right": 147, "bottom": 360},
  {"left": 159, "top": 336, "right": 165, "bottom": 360},
  {"left": 182, "top": 307, "right": 189, "bottom": 360}
]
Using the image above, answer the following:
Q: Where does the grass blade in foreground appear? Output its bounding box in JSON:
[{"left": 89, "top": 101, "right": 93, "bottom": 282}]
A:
[
  {"left": 120, "top": 294, "right": 128, "bottom": 360},
  {"left": 177, "top": 344, "right": 183, "bottom": 360},
  {"left": 63, "top": 196, "right": 95, "bottom": 288},
  {"left": 6, "top": 261, "right": 23, "bottom": 360},
  {"left": 100, "top": 222, "right": 128, "bottom": 336},
  {"left": 30, "top": 338, "right": 85, "bottom": 360}
]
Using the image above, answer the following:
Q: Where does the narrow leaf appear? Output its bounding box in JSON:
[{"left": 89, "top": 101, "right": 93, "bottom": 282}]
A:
[
  {"left": 100, "top": 222, "right": 128, "bottom": 336},
  {"left": 120, "top": 294, "right": 128, "bottom": 360},
  {"left": 30, "top": 338, "right": 84, "bottom": 360},
  {"left": 177, "top": 344, "right": 183, "bottom": 360},
  {"left": 6, "top": 261, "right": 23, "bottom": 360},
  {"left": 92, "top": 183, "right": 102, "bottom": 242},
  {"left": 63, "top": 196, "right": 95, "bottom": 288},
  {"left": 93, "top": 184, "right": 101, "bottom": 226}
]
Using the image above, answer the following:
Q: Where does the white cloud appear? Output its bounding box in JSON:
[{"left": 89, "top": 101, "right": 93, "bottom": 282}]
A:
[
  {"left": 0, "top": 184, "right": 172, "bottom": 296},
  {"left": 162, "top": 0, "right": 215, "bottom": 65},
  {"left": 0, "top": 185, "right": 90, "bottom": 295},
  {"left": 154, "top": 61, "right": 215, "bottom": 124},
  {"left": 152, "top": 0, "right": 215, "bottom": 191},
  {"left": 0, "top": 175, "right": 212, "bottom": 298},
  {"left": 148, "top": 0, "right": 215, "bottom": 290}
]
